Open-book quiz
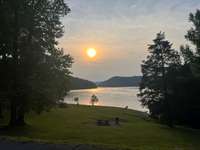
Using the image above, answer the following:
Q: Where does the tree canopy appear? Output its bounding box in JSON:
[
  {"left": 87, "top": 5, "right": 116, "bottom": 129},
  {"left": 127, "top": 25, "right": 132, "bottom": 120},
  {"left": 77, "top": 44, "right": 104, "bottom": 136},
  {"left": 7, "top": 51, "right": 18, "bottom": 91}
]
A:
[
  {"left": 139, "top": 10, "right": 200, "bottom": 128},
  {"left": 138, "top": 32, "right": 180, "bottom": 126},
  {"left": 0, "top": 0, "right": 73, "bottom": 126}
]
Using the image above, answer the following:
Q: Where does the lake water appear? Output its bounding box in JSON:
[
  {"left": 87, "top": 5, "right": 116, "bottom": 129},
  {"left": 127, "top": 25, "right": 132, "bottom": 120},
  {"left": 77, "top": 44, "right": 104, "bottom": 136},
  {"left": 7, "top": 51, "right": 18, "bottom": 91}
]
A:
[{"left": 64, "top": 87, "right": 147, "bottom": 112}]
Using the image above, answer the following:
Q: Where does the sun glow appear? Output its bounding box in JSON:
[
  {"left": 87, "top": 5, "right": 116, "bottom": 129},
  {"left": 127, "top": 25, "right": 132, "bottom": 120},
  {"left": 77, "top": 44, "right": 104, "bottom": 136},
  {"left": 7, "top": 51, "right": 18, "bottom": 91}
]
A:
[{"left": 87, "top": 48, "right": 97, "bottom": 58}]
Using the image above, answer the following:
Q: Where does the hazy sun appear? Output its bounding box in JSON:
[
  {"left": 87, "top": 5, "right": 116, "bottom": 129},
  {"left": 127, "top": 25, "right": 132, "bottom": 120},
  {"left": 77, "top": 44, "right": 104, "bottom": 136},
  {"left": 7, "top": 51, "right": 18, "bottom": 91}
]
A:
[{"left": 87, "top": 48, "right": 97, "bottom": 58}]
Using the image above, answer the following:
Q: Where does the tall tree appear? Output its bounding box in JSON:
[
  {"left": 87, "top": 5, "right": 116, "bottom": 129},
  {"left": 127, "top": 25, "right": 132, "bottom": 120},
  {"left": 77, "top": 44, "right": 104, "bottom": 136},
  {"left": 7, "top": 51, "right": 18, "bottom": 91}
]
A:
[
  {"left": 184, "top": 9, "right": 200, "bottom": 77},
  {"left": 0, "top": 0, "right": 72, "bottom": 126},
  {"left": 138, "top": 32, "right": 180, "bottom": 126},
  {"left": 174, "top": 9, "right": 200, "bottom": 128}
]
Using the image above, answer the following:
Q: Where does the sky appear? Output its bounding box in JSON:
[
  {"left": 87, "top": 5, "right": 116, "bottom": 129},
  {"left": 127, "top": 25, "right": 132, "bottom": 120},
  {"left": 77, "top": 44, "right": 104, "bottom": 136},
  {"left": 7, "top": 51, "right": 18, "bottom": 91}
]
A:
[{"left": 59, "top": 0, "right": 200, "bottom": 81}]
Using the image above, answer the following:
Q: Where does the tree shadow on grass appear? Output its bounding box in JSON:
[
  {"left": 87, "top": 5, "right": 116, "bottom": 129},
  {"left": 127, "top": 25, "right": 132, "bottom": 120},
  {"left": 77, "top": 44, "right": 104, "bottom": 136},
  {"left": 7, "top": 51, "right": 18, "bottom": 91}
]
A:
[
  {"left": 0, "top": 124, "right": 35, "bottom": 138},
  {"left": 159, "top": 125, "right": 200, "bottom": 145}
]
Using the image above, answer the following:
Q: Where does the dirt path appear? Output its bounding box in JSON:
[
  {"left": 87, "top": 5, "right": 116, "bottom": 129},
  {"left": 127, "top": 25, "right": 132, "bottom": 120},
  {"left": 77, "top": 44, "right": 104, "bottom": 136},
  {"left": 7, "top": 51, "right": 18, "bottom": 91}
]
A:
[{"left": 0, "top": 139, "right": 110, "bottom": 150}]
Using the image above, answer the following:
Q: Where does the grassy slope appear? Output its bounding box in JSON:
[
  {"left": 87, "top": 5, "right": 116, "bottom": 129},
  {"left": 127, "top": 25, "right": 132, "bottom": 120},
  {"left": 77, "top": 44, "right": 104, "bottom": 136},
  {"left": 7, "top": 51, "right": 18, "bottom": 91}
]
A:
[{"left": 1, "top": 105, "right": 200, "bottom": 150}]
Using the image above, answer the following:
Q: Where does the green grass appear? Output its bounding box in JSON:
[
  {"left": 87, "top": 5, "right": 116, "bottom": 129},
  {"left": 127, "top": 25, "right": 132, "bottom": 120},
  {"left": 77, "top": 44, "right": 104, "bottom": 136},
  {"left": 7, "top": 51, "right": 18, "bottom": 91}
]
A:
[{"left": 1, "top": 105, "right": 200, "bottom": 150}]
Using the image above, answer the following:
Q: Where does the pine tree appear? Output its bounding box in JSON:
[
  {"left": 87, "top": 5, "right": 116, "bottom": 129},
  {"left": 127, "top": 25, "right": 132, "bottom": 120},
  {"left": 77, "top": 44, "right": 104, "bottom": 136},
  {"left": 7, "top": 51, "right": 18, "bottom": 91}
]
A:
[
  {"left": 184, "top": 9, "right": 200, "bottom": 77},
  {"left": 138, "top": 32, "right": 180, "bottom": 126}
]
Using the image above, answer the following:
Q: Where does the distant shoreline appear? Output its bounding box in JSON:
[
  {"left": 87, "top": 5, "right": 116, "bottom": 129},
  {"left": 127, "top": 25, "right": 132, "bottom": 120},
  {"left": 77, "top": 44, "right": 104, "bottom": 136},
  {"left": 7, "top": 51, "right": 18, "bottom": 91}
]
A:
[
  {"left": 97, "top": 86, "right": 139, "bottom": 88},
  {"left": 70, "top": 86, "right": 139, "bottom": 91}
]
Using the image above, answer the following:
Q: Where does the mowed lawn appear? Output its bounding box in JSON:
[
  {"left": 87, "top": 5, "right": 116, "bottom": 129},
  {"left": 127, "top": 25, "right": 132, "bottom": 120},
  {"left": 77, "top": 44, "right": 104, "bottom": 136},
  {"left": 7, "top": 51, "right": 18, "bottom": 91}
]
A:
[{"left": 1, "top": 105, "right": 200, "bottom": 150}]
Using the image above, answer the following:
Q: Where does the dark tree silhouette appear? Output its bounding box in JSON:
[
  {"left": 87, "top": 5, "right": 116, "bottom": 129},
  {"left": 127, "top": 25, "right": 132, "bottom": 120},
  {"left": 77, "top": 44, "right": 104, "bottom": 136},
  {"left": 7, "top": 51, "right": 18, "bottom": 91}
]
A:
[
  {"left": 173, "top": 9, "right": 200, "bottom": 128},
  {"left": 90, "top": 95, "right": 99, "bottom": 106},
  {"left": 138, "top": 10, "right": 200, "bottom": 128},
  {"left": 138, "top": 32, "right": 181, "bottom": 127},
  {"left": 184, "top": 9, "right": 200, "bottom": 77},
  {"left": 74, "top": 97, "right": 79, "bottom": 105},
  {"left": 0, "top": 0, "right": 72, "bottom": 126}
]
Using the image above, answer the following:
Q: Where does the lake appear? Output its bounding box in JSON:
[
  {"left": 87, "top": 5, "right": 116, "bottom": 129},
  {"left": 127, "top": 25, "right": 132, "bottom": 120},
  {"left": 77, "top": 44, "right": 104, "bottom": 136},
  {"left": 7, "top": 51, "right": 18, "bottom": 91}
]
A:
[{"left": 64, "top": 87, "right": 147, "bottom": 112}]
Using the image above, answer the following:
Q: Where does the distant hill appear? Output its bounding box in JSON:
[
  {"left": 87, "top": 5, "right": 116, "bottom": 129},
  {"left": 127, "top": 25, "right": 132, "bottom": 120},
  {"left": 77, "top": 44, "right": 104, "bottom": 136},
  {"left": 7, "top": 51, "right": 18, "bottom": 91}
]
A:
[
  {"left": 69, "top": 76, "right": 97, "bottom": 90},
  {"left": 97, "top": 76, "right": 141, "bottom": 87}
]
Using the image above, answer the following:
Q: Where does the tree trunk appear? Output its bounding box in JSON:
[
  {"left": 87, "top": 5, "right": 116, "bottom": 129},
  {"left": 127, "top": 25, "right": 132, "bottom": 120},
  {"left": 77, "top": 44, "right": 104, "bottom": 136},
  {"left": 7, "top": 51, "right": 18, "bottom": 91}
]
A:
[
  {"left": 9, "top": 4, "right": 22, "bottom": 127},
  {"left": 16, "top": 105, "right": 25, "bottom": 126},
  {"left": 161, "top": 50, "right": 174, "bottom": 128},
  {"left": 0, "top": 103, "right": 3, "bottom": 118},
  {"left": 164, "top": 96, "right": 174, "bottom": 128},
  {"left": 9, "top": 101, "right": 17, "bottom": 126},
  {"left": 9, "top": 101, "right": 26, "bottom": 126}
]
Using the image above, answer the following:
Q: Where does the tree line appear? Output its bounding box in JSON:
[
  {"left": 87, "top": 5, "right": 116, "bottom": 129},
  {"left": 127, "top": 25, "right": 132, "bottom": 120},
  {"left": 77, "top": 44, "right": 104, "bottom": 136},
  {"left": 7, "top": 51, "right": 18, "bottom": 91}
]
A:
[
  {"left": 139, "top": 10, "right": 200, "bottom": 128},
  {"left": 0, "top": 0, "right": 73, "bottom": 126}
]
